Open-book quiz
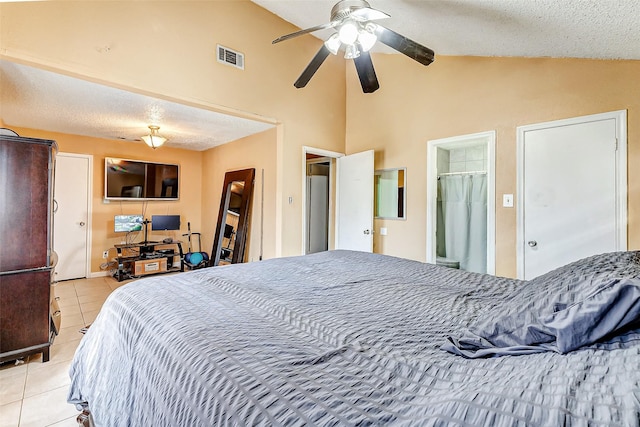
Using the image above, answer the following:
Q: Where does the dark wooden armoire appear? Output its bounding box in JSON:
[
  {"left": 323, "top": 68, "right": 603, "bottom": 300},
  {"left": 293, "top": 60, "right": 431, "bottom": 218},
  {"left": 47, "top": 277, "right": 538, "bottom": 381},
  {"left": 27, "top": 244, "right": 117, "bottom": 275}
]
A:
[{"left": 0, "top": 132, "right": 58, "bottom": 363}]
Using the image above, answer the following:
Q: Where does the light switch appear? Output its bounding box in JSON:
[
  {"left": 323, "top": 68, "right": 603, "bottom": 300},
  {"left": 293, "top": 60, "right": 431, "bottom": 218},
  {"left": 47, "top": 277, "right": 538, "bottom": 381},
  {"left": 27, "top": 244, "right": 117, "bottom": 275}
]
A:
[
  {"left": 380, "top": 227, "right": 388, "bottom": 236},
  {"left": 503, "top": 194, "right": 514, "bottom": 208}
]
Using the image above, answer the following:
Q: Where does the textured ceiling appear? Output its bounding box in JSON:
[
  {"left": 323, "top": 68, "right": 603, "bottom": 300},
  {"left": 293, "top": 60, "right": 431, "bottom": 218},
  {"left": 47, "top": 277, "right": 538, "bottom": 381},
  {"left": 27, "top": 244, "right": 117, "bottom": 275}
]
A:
[
  {"left": 0, "top": 60, "right": 274, "bottom": 151},
  {"left": 2, "top": 1, "right": 639, "bottom": 151},
  {"left": 253, "top": 0, "right": 640, "bottom": 60}
]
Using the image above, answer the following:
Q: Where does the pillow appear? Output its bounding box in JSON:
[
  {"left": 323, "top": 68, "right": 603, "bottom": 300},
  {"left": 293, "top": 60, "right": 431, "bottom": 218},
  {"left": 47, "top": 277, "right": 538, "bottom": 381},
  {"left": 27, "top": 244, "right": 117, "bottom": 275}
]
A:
[
  {"left": 442, "top": 276, "right": 640, "bottom": 358},
  {"left": 512, "top": 251, "right": 640, "bottom": 312}
]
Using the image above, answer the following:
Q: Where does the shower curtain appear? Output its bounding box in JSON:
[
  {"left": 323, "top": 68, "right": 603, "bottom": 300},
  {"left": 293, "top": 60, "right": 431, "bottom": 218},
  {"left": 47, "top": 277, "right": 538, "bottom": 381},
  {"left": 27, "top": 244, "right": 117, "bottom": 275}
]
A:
[{"left": 437, "top": 174, "right": 487, "bottom": 273}]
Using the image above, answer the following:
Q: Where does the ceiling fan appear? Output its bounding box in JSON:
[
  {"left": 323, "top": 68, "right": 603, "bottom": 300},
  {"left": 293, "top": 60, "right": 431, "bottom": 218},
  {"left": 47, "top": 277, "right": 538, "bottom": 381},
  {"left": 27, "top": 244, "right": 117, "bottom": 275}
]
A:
[{"left": 272, "top": 0, "right": 435, "bottom": 93}]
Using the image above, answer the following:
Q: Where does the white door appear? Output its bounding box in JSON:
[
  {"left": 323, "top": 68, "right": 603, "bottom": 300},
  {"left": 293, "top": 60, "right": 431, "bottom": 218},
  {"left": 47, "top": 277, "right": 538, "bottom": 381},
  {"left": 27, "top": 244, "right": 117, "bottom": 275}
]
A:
[
  {"left": 517, "top": 111, "right": 626, "bottom": 280},
  {"left": 336, "top": 150, "right": 374, "bottom": 251},
  {"left": 54, "top": 154, "right": 92, "bottom": 281}
]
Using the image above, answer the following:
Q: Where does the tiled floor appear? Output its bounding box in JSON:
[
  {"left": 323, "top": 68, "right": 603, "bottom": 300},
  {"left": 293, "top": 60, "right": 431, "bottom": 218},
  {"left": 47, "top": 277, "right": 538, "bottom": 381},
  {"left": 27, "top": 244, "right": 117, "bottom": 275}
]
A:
[{"left": 0, "top": 276, "right": 129, "bottom": 427}]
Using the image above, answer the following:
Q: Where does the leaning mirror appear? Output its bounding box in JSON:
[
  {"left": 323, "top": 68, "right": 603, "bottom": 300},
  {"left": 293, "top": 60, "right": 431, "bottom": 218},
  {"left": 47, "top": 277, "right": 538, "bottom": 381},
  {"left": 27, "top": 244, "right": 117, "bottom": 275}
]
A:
[
  {"left": 210, "top": 168, "right": 255, "bottom": 266},
  {"left": 374, "top": 168, "right": 406, "bottom": 219}
]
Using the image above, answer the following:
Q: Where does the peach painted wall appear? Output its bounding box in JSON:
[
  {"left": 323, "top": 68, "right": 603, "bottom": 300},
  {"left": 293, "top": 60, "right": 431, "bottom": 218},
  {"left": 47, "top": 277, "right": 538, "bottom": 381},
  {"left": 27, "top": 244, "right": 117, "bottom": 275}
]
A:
[
  {"left": 346, "top": 54, "right": 640, "bottom": 277},
  {"left": 6, "top": 2, "right": 638, "bottom": 278},
  {"left": 0, "top": 0, "right": 346, "bottom": 259},
  {"left": 201, "top": 128, "right": 278, "bottom": 263},
  {"left": 8, "top": 126, "right": 203, "bottom": 274}
]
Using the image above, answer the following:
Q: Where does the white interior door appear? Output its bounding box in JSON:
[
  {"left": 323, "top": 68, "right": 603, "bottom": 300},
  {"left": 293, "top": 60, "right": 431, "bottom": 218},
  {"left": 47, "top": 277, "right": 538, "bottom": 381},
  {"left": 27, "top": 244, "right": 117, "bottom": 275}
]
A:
[
  {"left": 517, "top": 111, "right": 626, "bottom": 280},
  {"left": 336, "top": 150, "right": 374, "bottom": 252},
  {"left": 54, "top": 154, "right": 92, "bottom": 281}
]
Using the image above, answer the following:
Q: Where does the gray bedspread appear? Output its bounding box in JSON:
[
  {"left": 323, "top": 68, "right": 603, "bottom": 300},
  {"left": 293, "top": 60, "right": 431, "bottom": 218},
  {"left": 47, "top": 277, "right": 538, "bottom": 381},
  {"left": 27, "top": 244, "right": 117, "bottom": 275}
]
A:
[{"left": 68, "top": 250, "right": 640, "bottom": 426}]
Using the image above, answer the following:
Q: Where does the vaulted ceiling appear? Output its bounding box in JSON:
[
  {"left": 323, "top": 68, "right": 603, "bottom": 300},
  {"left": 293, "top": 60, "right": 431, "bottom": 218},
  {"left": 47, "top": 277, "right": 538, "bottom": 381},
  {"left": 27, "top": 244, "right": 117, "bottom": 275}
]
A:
[
  {"left": 255, "top": 0, "right": 640, "bottom": 60},
  {"left": 2, "top": 0, "right": 638, "bottom": 150}
]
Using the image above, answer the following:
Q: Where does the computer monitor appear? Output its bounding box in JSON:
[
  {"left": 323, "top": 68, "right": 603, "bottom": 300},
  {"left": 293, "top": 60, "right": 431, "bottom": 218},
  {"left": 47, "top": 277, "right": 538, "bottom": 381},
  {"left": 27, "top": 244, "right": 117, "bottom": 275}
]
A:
[
  {"left": 151, "top": 215, "right": 181, "bottom": 231},
  {"left": 114, "top": 214, "right": 144, "bottom": 233}
]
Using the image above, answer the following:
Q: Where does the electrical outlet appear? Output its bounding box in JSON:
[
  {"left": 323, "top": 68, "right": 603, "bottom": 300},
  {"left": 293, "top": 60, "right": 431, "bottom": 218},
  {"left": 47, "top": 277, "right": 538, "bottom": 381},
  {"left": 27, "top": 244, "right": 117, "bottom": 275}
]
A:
[{"left": 102, "top": 250, "right": 109, "bottom": 259}]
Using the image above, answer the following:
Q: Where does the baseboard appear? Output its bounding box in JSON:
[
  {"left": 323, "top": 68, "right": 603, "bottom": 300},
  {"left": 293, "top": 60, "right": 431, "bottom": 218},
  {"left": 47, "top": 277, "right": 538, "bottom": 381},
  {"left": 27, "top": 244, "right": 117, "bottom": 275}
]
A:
[{"left": 89, "top": 271, "right": 111, "bottom": 278}]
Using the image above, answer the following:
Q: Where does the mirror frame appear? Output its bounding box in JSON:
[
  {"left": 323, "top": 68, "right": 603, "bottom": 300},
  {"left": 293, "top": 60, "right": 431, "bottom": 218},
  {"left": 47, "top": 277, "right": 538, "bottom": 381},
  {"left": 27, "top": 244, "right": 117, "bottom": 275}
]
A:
[
  {"left": 210, "top": 168, "right": 255, "bottom": 266},
  {"left": 374, "top": 167, "right": 407, "bottom": 220}
]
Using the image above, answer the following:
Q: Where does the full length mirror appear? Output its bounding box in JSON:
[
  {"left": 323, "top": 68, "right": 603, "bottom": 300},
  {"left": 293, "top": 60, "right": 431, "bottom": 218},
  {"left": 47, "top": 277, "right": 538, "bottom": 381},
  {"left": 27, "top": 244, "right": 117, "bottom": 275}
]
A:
[
  {"left": 374, "top": 168, "right": 406, "bottom": 219},
  {"left": 210, "top": 168, "right": 255, "bottom": 266}
]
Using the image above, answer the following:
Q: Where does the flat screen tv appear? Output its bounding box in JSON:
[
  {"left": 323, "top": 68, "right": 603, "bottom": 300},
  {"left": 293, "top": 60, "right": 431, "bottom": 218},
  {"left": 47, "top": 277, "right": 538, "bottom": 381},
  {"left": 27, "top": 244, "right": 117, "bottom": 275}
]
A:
[
  {"left": 151, "top": 215, "right": 181, "bottom": 231},
  {"left": 105, "top": 157, "right": 179, "bottom": 201},
  {"left": 114, "top": 214, "right": 144, "bottom": 233}
]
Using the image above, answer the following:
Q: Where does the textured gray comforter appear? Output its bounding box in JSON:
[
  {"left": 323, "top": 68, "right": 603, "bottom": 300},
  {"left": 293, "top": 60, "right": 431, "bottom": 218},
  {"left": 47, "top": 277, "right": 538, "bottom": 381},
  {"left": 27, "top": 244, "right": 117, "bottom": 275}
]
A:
[{"left": 68, "top": 250, "right": 640, "bottom": 426}]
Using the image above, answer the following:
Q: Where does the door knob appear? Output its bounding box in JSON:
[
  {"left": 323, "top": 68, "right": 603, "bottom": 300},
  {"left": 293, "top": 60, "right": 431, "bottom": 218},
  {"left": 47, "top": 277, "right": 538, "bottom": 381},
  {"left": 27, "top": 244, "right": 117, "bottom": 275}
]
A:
[
  {"left": 363, "top": 229, "right": 371, "bottom": 235},
  {"left": 528, "top": 240, "right": 537, "bottom": 247},
  {"left": 79, "top": 221, "right": 86, "bottom": 227}
]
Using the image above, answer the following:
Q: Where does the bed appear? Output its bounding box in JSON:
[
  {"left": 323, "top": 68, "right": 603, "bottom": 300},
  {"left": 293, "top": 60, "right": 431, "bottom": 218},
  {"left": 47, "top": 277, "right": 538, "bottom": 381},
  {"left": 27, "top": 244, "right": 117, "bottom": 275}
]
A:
[{"left": 68, "top": 250, "right": 640, "bottom": 426}]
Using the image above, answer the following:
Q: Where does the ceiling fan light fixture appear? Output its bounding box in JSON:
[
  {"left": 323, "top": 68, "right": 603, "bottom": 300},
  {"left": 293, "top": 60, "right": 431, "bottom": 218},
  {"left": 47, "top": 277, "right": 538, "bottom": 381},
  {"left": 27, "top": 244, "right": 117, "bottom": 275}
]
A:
[
  {"left": 274, "top": 0, "right": 435, "bottom": 93},
  {"left": 344, "top": 43, "right": 360, "bottom": 59},
  {"left": 350, "top": 7, "right": 390, "bottom": 22},
  {"left": 358, "top": 25, "right": 377, "bottom": 52},
  {"left": 141, "top": 125, "right": 167, "bottom": 149},
  {"left": 324, "top": 33, "right": 342, "bottom": 55},
  {"left": 338, "top": 21, "right": 359, "bottom": 45}
]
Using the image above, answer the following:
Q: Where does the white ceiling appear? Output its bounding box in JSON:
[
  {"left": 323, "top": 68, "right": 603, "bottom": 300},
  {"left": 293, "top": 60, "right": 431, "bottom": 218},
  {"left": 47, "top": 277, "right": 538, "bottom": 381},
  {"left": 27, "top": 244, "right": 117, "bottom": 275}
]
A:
[
  {"left": 0, "top": 60, "right": 274, "bottom": 151},
  {"left": 2, "top": 1, "right": 639, "bottom": 151},
  {"left": 255, "top": 0, "right": 640, "bottom": 60}
]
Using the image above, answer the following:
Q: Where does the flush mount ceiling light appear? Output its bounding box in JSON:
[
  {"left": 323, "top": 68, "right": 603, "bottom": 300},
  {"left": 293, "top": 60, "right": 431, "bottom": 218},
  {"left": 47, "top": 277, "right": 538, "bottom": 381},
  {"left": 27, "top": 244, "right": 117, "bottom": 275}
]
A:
[
  {"left": 272, "top": 0, "right": 435, "bottom": 93},
  {"left": 141, "top": 125, "right": 167, "bottom": 149}
]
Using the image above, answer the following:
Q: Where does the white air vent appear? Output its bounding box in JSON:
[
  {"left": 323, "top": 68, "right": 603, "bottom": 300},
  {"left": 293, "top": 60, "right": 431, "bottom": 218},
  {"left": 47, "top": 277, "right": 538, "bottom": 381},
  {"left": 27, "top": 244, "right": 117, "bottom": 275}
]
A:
[{"left": 217, "top": 44, "right": 244, "bottom": 70}]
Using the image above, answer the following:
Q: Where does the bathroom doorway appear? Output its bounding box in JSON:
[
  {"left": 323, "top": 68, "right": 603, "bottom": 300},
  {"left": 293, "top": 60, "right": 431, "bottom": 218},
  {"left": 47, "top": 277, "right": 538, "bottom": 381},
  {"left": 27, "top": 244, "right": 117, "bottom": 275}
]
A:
[{"left": 426, "top": 131, "right": 496, "bottom": 274}]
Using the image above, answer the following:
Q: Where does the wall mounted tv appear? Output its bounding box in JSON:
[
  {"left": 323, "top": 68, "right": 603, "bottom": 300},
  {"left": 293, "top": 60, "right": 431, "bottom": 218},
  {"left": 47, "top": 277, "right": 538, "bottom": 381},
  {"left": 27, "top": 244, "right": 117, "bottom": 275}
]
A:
[{"left": 105, "top": 157, "right": 179, "bottom": 201}]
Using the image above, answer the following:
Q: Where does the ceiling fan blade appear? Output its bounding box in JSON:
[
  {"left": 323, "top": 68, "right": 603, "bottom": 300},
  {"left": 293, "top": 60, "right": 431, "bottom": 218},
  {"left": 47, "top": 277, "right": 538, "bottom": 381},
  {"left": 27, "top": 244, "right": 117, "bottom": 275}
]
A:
[
  {"left": 353, "top": 51, "right": 379, "bottom": 93},
  {"left": 294, "top": 45, "right": 331, "bottom": 88},
  {"left": 350, "top": 6, "right": 390, "bottom": 22},
  {"left": 273, "top": 21, "right": 339, "bottom": 44},
  {"left": 374, "top": 24, "right": 435, "bottom": 66}
]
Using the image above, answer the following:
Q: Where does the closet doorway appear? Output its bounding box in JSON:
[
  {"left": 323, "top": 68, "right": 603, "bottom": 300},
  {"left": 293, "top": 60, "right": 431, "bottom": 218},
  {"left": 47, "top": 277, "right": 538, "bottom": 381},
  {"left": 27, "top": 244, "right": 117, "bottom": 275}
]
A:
[
  {"left": 517, "top": 110, "right": 627, "bottom": 280},
  {"left": 54, "top": 153, "right": 92, "bottom": 280},
  {"left": 426, "top": 131, "right": 496, "bottom": 274}
]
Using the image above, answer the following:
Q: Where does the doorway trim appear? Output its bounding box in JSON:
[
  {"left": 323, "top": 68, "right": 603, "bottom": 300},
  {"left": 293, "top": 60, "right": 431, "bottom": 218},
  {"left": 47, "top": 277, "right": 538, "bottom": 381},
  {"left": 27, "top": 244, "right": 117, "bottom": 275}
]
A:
[
  {"left": 56, "top": 152, "right": 93, "bottom": 279},
  {"left": 426, "top": 131, "right": 496, "bottom": 274},
  {"left": 302, "top": 146, "right": 344, "bottom": 254},
  {"left": 516, "top": 110, "right": 627, "bottom": 279}
]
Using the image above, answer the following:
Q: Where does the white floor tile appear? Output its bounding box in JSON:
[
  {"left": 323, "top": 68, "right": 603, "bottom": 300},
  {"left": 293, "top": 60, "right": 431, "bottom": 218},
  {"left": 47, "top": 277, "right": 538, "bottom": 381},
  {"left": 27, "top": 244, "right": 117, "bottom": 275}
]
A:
[
  {"left": 0, "top": 362, "right": 27, "bottom": 381},
  {"left": 0, "top": 369, "right": 25, "bottom": 406},
  {"left": 79, "top": 301, "right": 104, "bottom": 313},
  {"left": 18, "top": 386, "right": 78, "bottom": 427},
  {"left": 60, "top": 313, "right": 85, "bottom": 329},
  {"left": 52, "top": 327, "right": 83, "bottom": 347},
  {"left": 24, "top": 360, "right": 71, "bottom": 398},
  {"left": 0, "top": 400, "right": 21, "bottom": 427},
  {"left": 45, "top": 415, "right": 78, "bottom": 427},
  {"left": 80, "top": 310, "right": 101, "bottom": 325},
  {"left": 73, "top": 285, "right": 111, "bottom": 298},
  {"left": 1, "top": 276, "right": 123, "bottom": 427}
]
